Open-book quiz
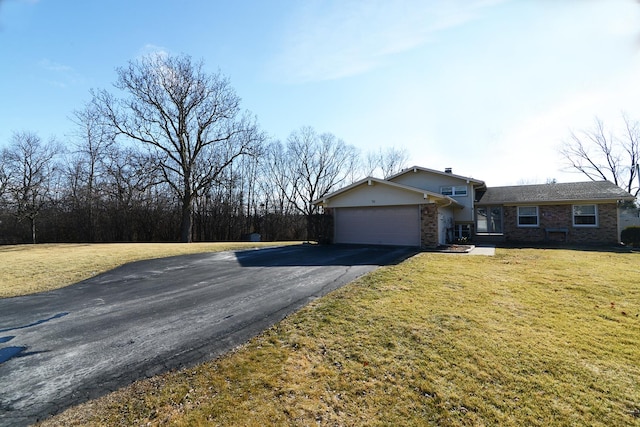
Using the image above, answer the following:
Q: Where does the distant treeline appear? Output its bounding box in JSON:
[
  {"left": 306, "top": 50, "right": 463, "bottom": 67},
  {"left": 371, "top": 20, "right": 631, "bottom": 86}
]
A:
[
  {"left": 0, "top": 54, "right": 409, "bottom": 245},
  {"left": 0, "top": 131, "right": 354, "bottom": 244}
]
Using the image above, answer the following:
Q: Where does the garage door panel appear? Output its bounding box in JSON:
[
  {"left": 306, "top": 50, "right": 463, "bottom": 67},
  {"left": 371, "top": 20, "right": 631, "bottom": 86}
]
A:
[{"left": 334, "top": 206, "right": 420, "bottom": 246}]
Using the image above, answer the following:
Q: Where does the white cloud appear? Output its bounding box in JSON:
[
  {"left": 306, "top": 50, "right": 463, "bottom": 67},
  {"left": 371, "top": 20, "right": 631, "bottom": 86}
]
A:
[
  {"left": 270, "top": 0, "right": 508, "bottom": 83},
  {"left": 38, "top": 59, "right": 72, "bottom": 72},
  {"left": 137, "top": 44, "right": 169, "bottom": 60},
  {"left": 37, "top": 58, "right": 82, "bottom": 89}
]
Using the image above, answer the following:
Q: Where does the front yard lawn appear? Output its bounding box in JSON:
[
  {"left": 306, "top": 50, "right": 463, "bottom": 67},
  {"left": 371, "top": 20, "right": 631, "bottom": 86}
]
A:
[
  {"left": 0, "top": 242, "right": 299, "bottom": 298},
  {"left": 37, "top": 248, "right": 640, "bottom": 426}
]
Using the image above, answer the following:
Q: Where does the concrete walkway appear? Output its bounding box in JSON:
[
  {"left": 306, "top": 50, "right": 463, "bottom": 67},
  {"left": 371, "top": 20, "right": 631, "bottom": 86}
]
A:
[{"left": 467, "top": 245, "right": 496, "bottom": 255}]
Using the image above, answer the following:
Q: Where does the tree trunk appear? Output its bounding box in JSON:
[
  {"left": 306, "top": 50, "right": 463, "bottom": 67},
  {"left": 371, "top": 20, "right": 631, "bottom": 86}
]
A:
[
  {"left": 180, "top": 197, "right": 193, "bottom": 243},
  {"left": 306, "top": 213, "right": 313, "bottom": 243},
  {"left": 30, "top": 217, "right": 37, "bottom": 244}
]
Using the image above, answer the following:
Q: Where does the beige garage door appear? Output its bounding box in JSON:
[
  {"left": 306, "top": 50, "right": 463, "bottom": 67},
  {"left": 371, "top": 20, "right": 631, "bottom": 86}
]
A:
[{"left": 334, "top": 206, "right": 421, "bottom": 246}]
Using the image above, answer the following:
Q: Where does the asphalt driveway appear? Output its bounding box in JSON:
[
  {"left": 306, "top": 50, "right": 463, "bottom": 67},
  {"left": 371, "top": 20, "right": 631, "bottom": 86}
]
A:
[{"left": 0, "top": 244, "right": 414, "bottom": 426}]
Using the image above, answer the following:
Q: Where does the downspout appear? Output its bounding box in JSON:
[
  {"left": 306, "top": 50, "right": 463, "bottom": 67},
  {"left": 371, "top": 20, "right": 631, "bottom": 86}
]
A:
[
  {"left": 442, "top": 198, "right": 455, "bottom": 244},
  {"left": 433, "top": 197, "right": 455, "bottom": 245}
]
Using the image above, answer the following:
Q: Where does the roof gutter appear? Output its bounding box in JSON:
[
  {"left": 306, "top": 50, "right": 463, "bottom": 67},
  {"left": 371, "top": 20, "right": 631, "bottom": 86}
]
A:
[
  {"left": 479, "top": 196, "right": 636, "bottom": 205},
  {"left": 434, "top": 196, "right": 461, "bottom": 209}
]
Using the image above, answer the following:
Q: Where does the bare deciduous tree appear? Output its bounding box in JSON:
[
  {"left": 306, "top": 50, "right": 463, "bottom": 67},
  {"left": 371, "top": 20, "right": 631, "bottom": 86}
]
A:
[
  {"left": 4, "top": 131, "right": 61, "bottom": 243},
  {"left": 561, "top": 115, "right": 639, "bottom": 197},
  {"left": 281, "top": 126, "right": 359, "bottom": 239},
  {"left": 101, "top": 145, "right": 164, "bottom": 240},
  {"left": 94, "top": 53, "right": 263, "bottom": 242},
  {"left": 0, "top": 148, "right": 10, "bottom": 201},
  {"left": 66, "top": 101, "right": 115, "bottom": 241},
  {"left": 364, "top": 146, "right": 410, "bottom": 178},
  {"left": 261, "top": 140, "right": 294, "bottom": 215}
]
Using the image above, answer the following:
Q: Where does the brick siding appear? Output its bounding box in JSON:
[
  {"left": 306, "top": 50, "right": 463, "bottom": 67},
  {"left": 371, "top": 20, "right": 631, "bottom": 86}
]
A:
[
  {"left": 502, "top": 203, "right": 620, "bottom": 244},
  {"left": 421, "top": 204, "right": 439, "bottom": 248}
]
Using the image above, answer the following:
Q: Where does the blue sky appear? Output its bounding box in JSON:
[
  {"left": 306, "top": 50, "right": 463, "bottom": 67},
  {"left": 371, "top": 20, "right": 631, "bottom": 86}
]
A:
[{"left": 1, "top": 0, "right": 639, "bottom": 186}]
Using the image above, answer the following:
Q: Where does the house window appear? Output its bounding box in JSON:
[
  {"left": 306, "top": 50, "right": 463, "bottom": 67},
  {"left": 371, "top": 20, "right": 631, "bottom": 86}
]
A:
[
  {"left": 476, "top": 206, "right": 503, "bottom": 233},
  {"left": 441, "top": 186, "right": 453, "bottom": 196},
  {"left": 573, "top": 204, "right": 598, "bottom": 227},
  {"left": 517, "top": 206, "right": 539, "bottom": 227},
  {"left": 441, "top": 186, "right": 467, "bottom": 197}
]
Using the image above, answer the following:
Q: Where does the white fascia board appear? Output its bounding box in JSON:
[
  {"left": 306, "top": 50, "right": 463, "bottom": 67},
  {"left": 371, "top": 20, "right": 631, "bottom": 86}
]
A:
[
  {"left": 313, "top": 176, "right": 463, "bottom": 208},
  {"left": 387, "top": 165, "right": 485, "bottom": 186}
]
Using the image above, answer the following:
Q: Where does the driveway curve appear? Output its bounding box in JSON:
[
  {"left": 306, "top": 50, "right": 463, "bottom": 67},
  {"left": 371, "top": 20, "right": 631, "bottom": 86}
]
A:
[{"left": 0, "top": 244, "right": 414, "bottom": 426}]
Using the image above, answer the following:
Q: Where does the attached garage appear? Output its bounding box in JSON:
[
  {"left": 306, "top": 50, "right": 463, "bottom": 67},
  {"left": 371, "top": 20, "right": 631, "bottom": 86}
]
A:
[
  {"left": 314, "top": 176, "right": 461, "bottom": 248},
  {"left": 334, "top": 206, "right": 421, "bottom": 246}
]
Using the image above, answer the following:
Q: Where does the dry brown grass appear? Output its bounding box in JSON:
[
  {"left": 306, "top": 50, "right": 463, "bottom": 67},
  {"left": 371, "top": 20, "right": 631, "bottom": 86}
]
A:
[
  {"left": 34, "top": 248, "right": 640, "bottom": 426},
  {"left": 0, "top": 242, "right": 299, "bottom": 298}
]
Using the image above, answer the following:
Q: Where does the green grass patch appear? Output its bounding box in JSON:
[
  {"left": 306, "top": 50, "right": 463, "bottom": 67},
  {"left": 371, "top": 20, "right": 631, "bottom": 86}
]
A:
[
  {"left": 0, "top": 242, "right": 300, "bottom": 298},
  {"left": 37, "top": 248, "right": 640, "bottom": 426}
]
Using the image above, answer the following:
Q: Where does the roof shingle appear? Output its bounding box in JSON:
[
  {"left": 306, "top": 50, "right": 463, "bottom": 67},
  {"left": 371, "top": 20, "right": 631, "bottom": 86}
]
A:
[{"left": 477, "top": 181, "right": 634, "bottom": 204}]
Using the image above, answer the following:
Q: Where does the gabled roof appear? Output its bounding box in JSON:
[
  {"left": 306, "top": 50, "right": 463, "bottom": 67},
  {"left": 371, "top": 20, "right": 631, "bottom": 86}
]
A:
[
  {"left": 387, "top": 166, "right": 485, "bottom": 187},
  {"left": 312, "top": 176, "right": 462, "bottom": 207},
  {"left": 477, "top": 181, "right": 635, "bottom": 205}
]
